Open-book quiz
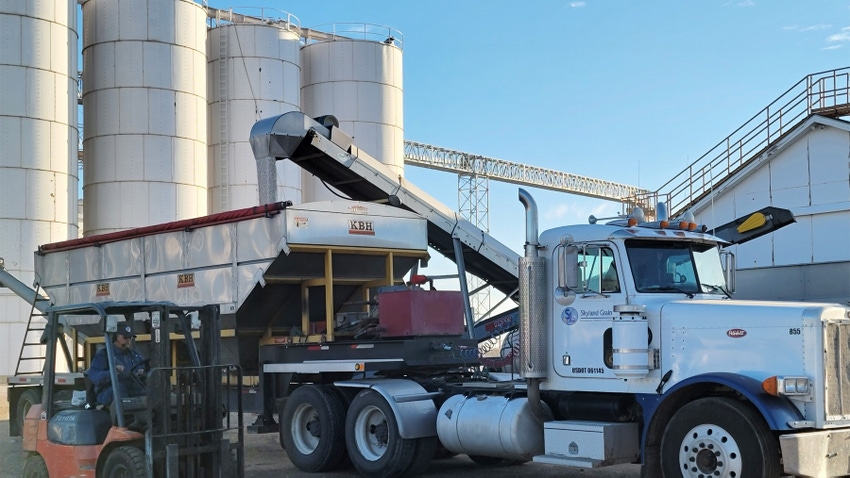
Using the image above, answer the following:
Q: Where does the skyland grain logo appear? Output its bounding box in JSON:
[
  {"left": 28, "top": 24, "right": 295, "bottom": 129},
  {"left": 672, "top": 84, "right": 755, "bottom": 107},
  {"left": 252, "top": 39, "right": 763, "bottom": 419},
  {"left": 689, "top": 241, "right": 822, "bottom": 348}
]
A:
[{"left": 348, "top": 220, "right": 375, "bottom": 235}]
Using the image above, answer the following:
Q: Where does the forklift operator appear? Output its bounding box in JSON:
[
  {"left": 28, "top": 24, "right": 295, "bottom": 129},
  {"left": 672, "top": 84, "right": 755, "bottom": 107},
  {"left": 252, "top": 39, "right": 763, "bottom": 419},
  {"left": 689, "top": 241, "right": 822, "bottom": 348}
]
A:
[{"left": 87, "top": 324, "right": 148, "bottom": 406}]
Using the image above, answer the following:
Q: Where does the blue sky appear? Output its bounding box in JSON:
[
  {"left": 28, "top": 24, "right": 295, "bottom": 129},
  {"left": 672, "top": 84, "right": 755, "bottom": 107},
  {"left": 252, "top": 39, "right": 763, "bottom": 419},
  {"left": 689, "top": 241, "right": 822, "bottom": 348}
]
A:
[{"left": 208, "top": 0, "right": 850, "bottom": 282}]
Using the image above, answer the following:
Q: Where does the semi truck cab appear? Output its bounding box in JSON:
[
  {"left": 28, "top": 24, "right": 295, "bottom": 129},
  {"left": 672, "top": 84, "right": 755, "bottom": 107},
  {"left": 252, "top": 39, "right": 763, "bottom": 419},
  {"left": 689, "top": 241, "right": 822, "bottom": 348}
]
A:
[{"left": 520, "top": 191, "right": 850, "bottom": 477}]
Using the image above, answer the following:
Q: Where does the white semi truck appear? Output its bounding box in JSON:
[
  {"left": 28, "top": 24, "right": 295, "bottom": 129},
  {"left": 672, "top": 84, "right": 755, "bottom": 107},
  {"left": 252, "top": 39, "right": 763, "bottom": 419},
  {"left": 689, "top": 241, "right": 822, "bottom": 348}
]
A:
[
  {"left": 4, "top": 111, "right": 848, "bottom": 477},
  {"left": 247, "top": 112, "right": 850, "bottom": 478}
]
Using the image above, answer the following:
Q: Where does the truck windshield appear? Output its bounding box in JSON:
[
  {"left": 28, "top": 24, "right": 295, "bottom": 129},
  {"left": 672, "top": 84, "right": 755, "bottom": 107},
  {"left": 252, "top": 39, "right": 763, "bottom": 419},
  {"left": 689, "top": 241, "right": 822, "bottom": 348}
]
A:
[{"left": 626, "top": 240, "right": 727, "bottom": 296}]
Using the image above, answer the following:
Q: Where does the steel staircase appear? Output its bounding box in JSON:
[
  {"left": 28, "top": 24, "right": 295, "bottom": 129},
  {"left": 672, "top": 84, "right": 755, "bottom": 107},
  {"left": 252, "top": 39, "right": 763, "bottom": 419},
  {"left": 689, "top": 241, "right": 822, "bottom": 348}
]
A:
[{"left": 628, "top": 67, "right": 850, "bottom": 217}]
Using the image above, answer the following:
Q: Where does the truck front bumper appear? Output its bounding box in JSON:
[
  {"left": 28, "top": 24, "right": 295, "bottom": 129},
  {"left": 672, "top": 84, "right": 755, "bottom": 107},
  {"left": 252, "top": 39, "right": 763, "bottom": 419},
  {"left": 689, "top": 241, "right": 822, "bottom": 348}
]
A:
[{"left": 779, "top": 428, "right": 850, "bottom": 477}]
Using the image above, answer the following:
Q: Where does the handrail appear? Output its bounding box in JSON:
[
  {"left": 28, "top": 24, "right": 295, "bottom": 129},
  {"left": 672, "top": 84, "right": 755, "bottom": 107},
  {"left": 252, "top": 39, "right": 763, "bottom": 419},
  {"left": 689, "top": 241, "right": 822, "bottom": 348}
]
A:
[
  {"left": 302, "top": 22, "right": 404, "bottom": 50},
  {"left": 628, "top": 67, "right": 850, "bottom": 217},
  {"left": 205, "top": 6, "right": 301, "bottom": 32}
]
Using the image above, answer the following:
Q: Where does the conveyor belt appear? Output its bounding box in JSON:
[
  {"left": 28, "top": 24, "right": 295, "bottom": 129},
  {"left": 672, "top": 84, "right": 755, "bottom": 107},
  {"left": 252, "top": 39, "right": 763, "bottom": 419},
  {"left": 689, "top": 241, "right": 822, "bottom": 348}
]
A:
[{"left": 250, "top": 112, "right": 520, "bottom": 297}]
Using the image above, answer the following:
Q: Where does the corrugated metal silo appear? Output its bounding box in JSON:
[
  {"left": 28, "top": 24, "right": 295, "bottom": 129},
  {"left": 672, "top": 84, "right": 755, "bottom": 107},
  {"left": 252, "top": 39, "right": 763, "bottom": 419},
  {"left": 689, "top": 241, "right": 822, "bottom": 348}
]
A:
[
  {"left": 81, "top": 0, "right": 208, "bottom": 236},
  {"left": 0, "top": 0, "right": 79, "bottom": 375},
  {"left": 300, "top": 24, "right": 404, "bottom": 202},
  {"left": 207, "top": 8, "right": 302, "bottom": 212}
]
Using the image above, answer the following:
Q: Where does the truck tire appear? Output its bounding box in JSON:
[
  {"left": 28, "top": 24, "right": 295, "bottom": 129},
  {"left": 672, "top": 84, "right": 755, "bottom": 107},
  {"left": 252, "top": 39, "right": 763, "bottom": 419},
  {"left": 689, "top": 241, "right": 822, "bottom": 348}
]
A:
[
  {"left": 16, "top": 388, "right": 41, "bottom": 435},
  {"left": 22, "top": 453, "right": 48, "bottom": 478},
  {"left": 325, "top": 385, "right": 354, "bottom": 470},
  {"left": 660, "top": 397, "right": 780, "bottom": 478},
  {"left": 102, "top": 446, "right": 146, "bottom": 478},
  {"left": 403, "top": 436, "right": 437, "bottom": 476},
  {"left": 345, "top": 389, "right": 417, "bottom": 477},
  {"left": 280, "top": 384, "right": 347, "bottom": 472}
]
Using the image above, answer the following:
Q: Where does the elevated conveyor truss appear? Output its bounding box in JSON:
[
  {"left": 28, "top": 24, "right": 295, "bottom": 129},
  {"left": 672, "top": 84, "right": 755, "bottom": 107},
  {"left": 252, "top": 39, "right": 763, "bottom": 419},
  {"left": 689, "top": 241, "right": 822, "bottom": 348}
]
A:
[{"left": 249, "top": 112, "right": 521, "bottom": 299}]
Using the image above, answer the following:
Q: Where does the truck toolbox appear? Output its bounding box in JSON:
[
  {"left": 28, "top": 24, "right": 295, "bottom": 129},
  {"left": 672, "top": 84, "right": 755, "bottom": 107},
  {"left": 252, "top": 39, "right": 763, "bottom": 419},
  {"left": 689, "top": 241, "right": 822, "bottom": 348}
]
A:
[{"left": 535, "top": 420, "right": 639, "bottom": 468}]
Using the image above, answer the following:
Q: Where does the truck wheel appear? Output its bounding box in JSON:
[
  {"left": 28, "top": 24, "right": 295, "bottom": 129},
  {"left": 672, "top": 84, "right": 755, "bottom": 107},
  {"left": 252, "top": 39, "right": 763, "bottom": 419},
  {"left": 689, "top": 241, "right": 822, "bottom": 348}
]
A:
[
  {"left": 660, "top": 397, "right": 780, "bottom": 477},
  {"left": 280, "top": 384, "right": 347, "bottom": 472},
  {"left": 325, "top": 385, "right": 354, "bottom": 470},
  {"left": 102, "top": 446, "right": 146, "bottom": 478},
  {"left": 16, "top": 388, "right": 41, "bottom": 435},
  {"left": 403, "top": 436, "right": 437, "bottom": 476},
  {"left": 345, "top": 389, "right": 417, "bottom": 477},
  {"left": 22, "top": 453, "right": 48, "bottom": 478}
]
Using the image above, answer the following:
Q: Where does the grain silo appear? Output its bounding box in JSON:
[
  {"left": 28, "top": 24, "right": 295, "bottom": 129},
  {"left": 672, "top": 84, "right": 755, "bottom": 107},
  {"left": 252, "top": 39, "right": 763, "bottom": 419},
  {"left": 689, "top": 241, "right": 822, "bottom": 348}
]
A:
[
  {"left": 300, "top": 24, "right": 404, "bottom": 202},
  {"left": 81, "top": 0, "right": 208, "bottom": 236},
  {"left": 0, "top": 0, "right": 79, "bottom": 375},
  {"left": 207, "top": 8, "right": 303, "bottom": 212}
]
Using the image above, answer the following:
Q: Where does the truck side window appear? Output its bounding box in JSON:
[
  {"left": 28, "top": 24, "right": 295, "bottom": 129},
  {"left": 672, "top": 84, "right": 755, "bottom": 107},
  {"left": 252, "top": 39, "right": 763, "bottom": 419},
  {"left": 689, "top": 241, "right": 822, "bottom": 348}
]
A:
[{"left": 578, "top": 246, "right": 620, "bottom": 294}]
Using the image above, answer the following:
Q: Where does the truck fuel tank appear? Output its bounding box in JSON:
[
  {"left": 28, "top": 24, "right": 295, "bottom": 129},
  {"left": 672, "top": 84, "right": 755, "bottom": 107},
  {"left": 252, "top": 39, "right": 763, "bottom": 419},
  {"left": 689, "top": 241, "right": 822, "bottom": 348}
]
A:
[{"left": 437, "top": 393, "right": 549, "bottom": 461}]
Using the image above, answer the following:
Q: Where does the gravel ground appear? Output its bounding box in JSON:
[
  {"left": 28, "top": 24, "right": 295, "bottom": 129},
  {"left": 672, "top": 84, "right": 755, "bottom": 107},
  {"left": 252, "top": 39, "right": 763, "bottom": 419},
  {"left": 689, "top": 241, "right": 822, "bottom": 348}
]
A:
[{"left": 0, "top": 378, "right": 639, "bottom": 477}]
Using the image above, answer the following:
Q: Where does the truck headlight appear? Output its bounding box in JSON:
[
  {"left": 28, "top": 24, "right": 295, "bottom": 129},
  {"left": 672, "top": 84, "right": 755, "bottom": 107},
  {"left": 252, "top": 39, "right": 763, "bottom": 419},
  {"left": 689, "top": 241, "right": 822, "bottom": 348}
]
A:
[{"left": 762, "top": 376, "right": 811, "bottom": 396}]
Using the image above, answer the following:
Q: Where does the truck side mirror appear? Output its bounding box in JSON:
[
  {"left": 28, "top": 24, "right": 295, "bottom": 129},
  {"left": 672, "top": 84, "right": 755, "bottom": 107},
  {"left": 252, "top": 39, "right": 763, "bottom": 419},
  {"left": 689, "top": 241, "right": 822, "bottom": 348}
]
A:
[
  {"left": 558, "top": 245, "right": 580, "bottom": 290},
  {"left": 555, "top": 244, "right": 580, "bottom": 306},
  {"left": 721, "top": 250, "right": 736, "bottom": 294}
]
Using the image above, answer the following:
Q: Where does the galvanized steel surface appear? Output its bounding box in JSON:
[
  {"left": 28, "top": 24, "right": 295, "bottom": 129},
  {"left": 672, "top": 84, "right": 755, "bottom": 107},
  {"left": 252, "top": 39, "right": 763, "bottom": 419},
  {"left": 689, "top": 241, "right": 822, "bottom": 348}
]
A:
[
  {"left": 301, "top": 36, "right": 404, "bottom": 201},
  {"left": 81, "top": 0, "right": 208, "bottom": 235},
  {"left": 207, "top": 22, "right": 303, "bottom": 212},
  {"left": 0, "top": 0, "right": 79, "bottom": 376},
  {"left": 35, "top": 201, "right": 427, "bottom": 308}
]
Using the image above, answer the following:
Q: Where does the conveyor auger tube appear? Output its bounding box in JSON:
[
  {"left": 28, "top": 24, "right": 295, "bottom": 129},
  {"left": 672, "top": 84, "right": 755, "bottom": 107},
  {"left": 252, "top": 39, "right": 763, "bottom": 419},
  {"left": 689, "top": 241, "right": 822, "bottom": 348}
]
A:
[
  {"left": 248, "top": 111, "right": 521, "bottom": 299},
  {"left": 249, "top": 112, "right": 339, "bottom": 204},
  {"left": 0, "top": 258, "right": 50, "bottom": 312}
]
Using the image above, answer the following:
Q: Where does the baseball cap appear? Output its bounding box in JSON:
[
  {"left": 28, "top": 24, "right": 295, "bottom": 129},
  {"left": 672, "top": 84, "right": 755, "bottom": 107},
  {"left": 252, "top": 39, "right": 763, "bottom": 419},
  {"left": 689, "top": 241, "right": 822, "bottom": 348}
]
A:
[{"left": 118, "top": 324, "right": 136, "bottom": 338}]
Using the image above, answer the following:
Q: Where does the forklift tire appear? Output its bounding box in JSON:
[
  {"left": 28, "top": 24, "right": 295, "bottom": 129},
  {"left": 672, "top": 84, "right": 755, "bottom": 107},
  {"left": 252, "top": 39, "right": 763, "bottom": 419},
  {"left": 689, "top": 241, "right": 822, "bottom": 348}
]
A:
[
  {"left": 102, "top": 445, "right": 146, "bottom": 478},
  {"left": 345, "top": 389, "right": 417, "bottom": 477},
  {"left": 280, "top": 384, "right": 347, "bottom": 472},
  {"left": 22, "top": 453, "right": 48, "bottom": 478},
  {"left": 16, "top": 389, "right": 41, "bottom": 436}
]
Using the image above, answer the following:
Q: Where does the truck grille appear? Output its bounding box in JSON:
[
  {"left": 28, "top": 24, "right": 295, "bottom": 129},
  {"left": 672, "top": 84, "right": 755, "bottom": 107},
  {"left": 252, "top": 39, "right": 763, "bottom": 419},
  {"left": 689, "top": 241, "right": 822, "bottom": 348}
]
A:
[{"left": 825, "top": 321, "right": 850, "bottom": 420}]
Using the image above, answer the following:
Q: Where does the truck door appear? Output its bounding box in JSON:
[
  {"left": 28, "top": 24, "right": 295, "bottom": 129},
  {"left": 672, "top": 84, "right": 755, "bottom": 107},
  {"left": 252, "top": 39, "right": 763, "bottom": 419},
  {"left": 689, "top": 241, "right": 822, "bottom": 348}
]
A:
[{"left": 553, "top": 243, "right": 624, "bottom": 379}]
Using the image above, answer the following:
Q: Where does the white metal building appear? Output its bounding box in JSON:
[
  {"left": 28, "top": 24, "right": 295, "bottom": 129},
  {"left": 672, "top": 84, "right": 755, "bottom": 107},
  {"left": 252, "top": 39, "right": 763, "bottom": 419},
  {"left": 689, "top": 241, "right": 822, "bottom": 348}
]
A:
[
  {"left": 207, "top": 10, "right": 303, "bottom": 212},
  {"left": 0, "top": 0, "right": 79, "bottom": 376},
  {"left": 691, "top": 115, "right": 850, "bottom": 304},
  {"left": 80, "top": 0, "right": 208, "bottom": 236}
]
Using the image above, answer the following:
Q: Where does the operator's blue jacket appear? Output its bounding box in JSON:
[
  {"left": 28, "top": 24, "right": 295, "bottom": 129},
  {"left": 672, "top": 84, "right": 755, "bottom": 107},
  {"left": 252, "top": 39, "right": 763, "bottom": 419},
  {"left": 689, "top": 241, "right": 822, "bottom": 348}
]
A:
[{"left": 87, "top": 343, "right": 147, "bottom": 405}]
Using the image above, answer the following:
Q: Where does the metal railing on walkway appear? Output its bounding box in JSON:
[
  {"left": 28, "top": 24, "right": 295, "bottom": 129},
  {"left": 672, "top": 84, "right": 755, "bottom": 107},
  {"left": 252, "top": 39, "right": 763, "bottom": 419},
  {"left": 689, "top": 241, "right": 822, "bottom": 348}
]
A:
[{"left": 628, "top": 67, "right": 850, "bottom": 217}]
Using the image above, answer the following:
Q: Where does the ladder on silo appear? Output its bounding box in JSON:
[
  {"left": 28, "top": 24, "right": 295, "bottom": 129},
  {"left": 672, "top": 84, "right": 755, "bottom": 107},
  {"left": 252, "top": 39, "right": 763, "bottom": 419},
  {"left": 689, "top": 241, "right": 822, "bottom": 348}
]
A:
[{"left": 217, "top": 14, "right": 230, "bottom": 212}]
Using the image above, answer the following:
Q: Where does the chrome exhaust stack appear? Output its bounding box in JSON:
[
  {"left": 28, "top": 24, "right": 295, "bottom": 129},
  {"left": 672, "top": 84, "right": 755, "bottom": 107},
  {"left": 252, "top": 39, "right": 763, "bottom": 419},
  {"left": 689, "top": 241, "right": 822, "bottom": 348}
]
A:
[
  {"left": 518, "top": 189, "right": 549, "bottom": 423},
  {"left": 518, "top": 188, "right": 546, "bottom": 379}
]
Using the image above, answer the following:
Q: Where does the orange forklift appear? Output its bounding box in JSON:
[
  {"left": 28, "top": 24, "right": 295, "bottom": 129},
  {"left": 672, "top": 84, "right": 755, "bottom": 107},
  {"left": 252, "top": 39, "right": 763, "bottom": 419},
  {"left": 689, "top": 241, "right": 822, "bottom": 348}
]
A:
[{"left": 19, "top": 301, "right": 244, "bottom": 477}]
